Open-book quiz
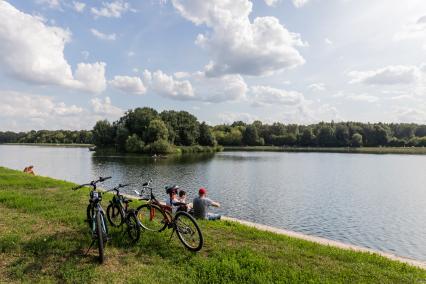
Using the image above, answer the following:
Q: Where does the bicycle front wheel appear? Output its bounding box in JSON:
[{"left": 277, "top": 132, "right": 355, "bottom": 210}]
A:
[
  {"left": 136, "top": 204, "right": 168, "bottom": 232},
  {"left": 96, "top": 211, "right": 105, "bottom": 264},
  {"left": 174, "top": 211, "right": 203, "bottom": 252}
]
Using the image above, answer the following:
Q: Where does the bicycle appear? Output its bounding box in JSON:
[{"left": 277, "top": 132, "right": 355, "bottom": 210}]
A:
[
  {"left": 134, "top": 180, "right": 204, "bottom": 251},
  {"left": 106, "top": 183, "right": 141, "bottom": 243},
  {"left": 72, "top": 176, "right": 111, "bottom": 264}
]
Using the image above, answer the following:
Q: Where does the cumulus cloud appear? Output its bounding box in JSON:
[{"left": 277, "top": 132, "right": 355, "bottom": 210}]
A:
[
  {"left": 392, "top": 107, "right": 426, "bottom": 123},
  {"left": 348, "top": 65, "right": 420, "bottom": 85},
  {"left": 91, "top": 1, "right": 130, "bottom": 18},
  {"left": 91, "top": 97, "right": 123, "bottom": 119},
  {"left": 0, "top": 90, "right": 88, "bottom": 131},
  {"left": 0, "top": 2, "right": 107, "bottom": 94},
  {"left": 142, "top": 70, "right": 247, "bottom": 102},
  {"left": 109, "top": 75, "right": 147, "bottom": 95},
  {"left": 171, "top": 0, "right": 306, "bottom": 76},
  {"left": 73, "top": 1, "right": 86, "bottom": 12},
  {"left": 324, "top": 38, "right": 333, "bottom": 45},
  {"left": 74, "top": 62, "right": 107, "bottom": 94},
  {"left": 251, "top": 85, "right": 303, "bottom": 106},
  {"left": 90, "top": 28, "right": 116, "bottom": 41}
]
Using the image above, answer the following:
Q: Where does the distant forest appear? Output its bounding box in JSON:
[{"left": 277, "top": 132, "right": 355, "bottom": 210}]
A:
[{"left": 2, "top": 107, "right": 426, "bottom": 152}]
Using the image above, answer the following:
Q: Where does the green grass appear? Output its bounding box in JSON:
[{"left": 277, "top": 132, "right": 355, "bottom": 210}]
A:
[
  {"left": 224, "top": 146, "right": 426, "bottom": 155},
  {"left": 0, "top": 167, "right": 424, "bottom": 283}
]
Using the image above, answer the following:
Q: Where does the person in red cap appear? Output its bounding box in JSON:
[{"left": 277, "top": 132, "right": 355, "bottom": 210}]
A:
[{"left": 192, "top": 187, "right": 221, "bottom": 220}]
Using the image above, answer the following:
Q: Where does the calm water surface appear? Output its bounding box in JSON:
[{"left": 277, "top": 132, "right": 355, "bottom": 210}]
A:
[{"left": 1, "top": 145, "right": 426, "bottom": 261}]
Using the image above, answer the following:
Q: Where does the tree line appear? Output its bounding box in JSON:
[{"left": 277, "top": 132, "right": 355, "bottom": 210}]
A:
[
  {"left": 0, "top": 130, "right": 92, "bottom": 144},
  {"left": 2, "top": 108, "right": 426, "bottom": 151}
]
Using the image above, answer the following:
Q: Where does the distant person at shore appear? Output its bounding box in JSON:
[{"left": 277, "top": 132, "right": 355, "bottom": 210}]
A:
[
  {"left": 193, "top": 188, "right": 221, "bottom": 220},
  {"left": 23, "top": 165, "right": 35, "bottom": 175}
]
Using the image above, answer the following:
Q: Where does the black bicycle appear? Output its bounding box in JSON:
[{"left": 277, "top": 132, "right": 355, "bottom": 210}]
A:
[
  {"left": 73, "top": 176, "right": 111, "bottom": 264},
  {"left": 134, "top": 180, "right": 204, "bottom": 251},
  {"left": 106, "top": 183, "right": 141, "bottom": 243}
]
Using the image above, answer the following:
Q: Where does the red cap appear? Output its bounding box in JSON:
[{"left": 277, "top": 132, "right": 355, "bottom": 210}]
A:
[{"left": 199, "top": 188, "right": 207, "bottom": 195}]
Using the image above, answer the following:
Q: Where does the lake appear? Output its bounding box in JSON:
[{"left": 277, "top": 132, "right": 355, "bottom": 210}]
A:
[{"left": 1, "top": 144, "right": 425, "bottom": 261}]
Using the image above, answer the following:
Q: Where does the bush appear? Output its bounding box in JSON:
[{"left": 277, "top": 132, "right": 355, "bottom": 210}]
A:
[
  {"left": 125, "top": 134, "right": 145, "bottom": 153},
  {"left": 144, "top": 139, "right": 174, "bottom": 154}
]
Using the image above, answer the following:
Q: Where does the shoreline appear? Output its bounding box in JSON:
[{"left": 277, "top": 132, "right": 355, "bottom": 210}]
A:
[
  {"left": 223, "top": 146, "right": 426, "bottom": 155},
  {"left": 113, "top": 189, "right": 426, "bottom": 269},
  {"left": 1, "top": 143, "right": 93, "bottom": 148},
  {"left": 221, "top": 216, "right": 426, "bottom": 270}
]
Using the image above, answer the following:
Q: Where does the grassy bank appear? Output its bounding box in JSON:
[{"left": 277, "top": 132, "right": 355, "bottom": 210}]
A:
[
  {"left": 224, "top": 146, "right": 426, "bottom": 155},
  {"left": 2, "top": 143, "right": 93, "bottom": 148},
  {"left": 0, "top": 167, "right": 424, "bottom": 283}
]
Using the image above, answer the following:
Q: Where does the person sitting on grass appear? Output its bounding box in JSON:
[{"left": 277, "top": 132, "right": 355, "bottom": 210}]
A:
[
  {"left": 192, "top": 188, "right": 221, "bottom": 220},
  {"left": 165, "top": 185, "right": 187, "bottom": 213},
  {"left": 23, "top": 165, "right": 35, "bottom": 175},
  {"left": 178, "top": 190, "right": 192, "bottom": 210}
]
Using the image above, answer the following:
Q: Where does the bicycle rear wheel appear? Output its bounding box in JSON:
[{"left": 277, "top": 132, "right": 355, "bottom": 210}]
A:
[
  {"left": 174, "top": 211, "right": 203, "bottom": 252},
  {"left": 126, "top": 211, "right": 141, "bottom": 243},
  {"left": 136, "top": 204, "right": 168, "bottom": 232},
  {"left": 106, "top": 203, "right": 123, "bottom": 227}
]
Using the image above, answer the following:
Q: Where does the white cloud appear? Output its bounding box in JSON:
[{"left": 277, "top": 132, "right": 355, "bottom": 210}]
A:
[
  {"left": 264, "top": 0, "right": 279, "bottom": 7},
  {"left": 394, "top": 15, "right": 426, "bottom": 42},
  {"left": 292, "top": 0, "right": 309, "bottom": 8},
  {"left": 307, "top": 83, "right": 326, "bottom": 91},
  {"left": 109, "top": 75, "right": 147, "bottom": 95},
  {"left": 218, "top": 112, "right": 259, "bottom": 124},
  {"left": 90, "top": 28, "right": 116, "bottom": 41},
  {"left": 143, "top": 70, "right": 195, "bottom": 100},
  {"left": 393, "top": 107, "right": 426, "bottom": 123},
  {"left": 74, "top": 62, "right": 107, "bottom": 93},
  {"left": 324, "top": 38, "right": 333, "bottom": 45},
  {"left": 143, "top": 69, "right": 247, "bottom": 102},
  {"left": 171, "top": 0, "right": 306, "bottom": 77},
  {"left": 0, "top": 2, "right": 107, "bottom": 94},
  {"left": 0, "top": 90, "right": 87, "bottom": 131},
  {"left": 36, "top": 0, "right": 61, "bottom": 9},
  {"left": 81, "top": 50, "right": 90, "bottom": 60},
  {"left": 346, "top": 94, "right": 379, "bottom": 103},
  {"left": 91, "top": 97, "right": 123, "bottom": 119},
  {"left": 73, "top": 1, "right": 86, "bottom": 12},
  {"left": 348, "top": 65, "right": 420, "bottom": 85},
  {"left": 251, "top": 85, "right": 303, "bottom": 106},
  {"left": 91, "top": 1, "right": 130, "bottom": 18}
]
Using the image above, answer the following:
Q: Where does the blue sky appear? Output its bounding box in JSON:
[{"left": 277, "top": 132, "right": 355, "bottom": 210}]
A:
[{"left": 0, "top": 0, "right": 426, "bottom": 131}]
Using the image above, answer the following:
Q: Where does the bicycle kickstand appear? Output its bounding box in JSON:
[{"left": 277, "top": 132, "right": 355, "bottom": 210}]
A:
[{"left": 85, "top": 239, "right": 95, "bottom": 256}]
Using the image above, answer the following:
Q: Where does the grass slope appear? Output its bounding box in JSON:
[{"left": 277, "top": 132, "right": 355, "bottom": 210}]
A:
[{"left": 0, "top": 167, "right": 424, "bottom": 283}]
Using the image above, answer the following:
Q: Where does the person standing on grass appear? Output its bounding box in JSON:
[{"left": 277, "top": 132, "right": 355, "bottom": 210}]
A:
[{"left": 192, "top": 188, "right": 221, "bottom": 220}]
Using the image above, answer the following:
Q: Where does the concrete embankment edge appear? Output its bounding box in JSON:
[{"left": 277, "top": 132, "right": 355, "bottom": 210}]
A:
[{"left": 221, "top": 216, "right": 426, "bottom": 270}]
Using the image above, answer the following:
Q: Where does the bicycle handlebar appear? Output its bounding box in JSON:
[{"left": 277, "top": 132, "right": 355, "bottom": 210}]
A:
[{"left": 72, "top": 176, "right": 112, "bottom": 190}]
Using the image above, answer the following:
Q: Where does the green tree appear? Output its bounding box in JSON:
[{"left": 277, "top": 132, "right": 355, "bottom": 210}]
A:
[
  {"left": 351, "top": 133, "right": 363, "bottom": 147},
  {"left": 198, "top": 122, "right": 216, "bottom": 146},
  {"left": 299, "top": 128, "right": 315, "bottom": 146},
  {"left": 146, "top": 119, "right": 169, "bottom": 143},
  {"left": 123, "top": 107, "right": 159, "bottom": 139},
  {"left": 317, "top": 125, "right": 336, "bottom": 147},
  {"left": 92, "top": 120, "right": 115, "bottom": 147},
  {"left": 125, "top": 134, "right": 145, "bottom": 153},
  {"left": 242, "top": 125, "right": 260, "bottom": 146}
]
